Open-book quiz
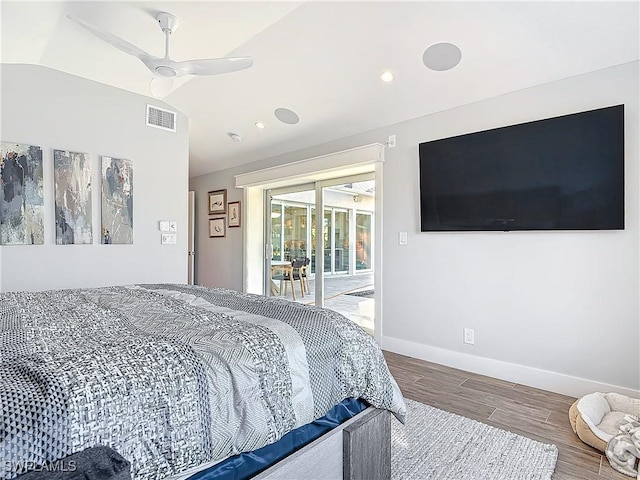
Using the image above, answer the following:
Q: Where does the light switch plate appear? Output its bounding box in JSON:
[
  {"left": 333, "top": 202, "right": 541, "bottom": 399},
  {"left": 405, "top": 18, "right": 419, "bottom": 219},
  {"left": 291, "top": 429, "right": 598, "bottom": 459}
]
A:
[
  {"left": 399, "top": 232, "right": 408, "bottom": 245},
  {"left": 169, "top": 221, "right": 177, "bottom": 232},
  {"left": 159, "top": 221, "right": 170, "bottom": 232},
  {"left": 161, "top": 233, "right": 177, "bottom": 245}
]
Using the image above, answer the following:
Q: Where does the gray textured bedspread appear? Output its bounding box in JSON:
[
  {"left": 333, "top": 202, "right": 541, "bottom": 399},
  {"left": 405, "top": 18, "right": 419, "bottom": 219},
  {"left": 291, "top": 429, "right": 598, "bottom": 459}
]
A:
[{"left": 0, "top": 284, "right": 405, "bottom": 479}]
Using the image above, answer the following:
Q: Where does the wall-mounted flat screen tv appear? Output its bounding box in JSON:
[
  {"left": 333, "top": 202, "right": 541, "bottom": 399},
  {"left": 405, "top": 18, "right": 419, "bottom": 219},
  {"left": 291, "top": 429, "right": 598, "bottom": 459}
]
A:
[{"left": 419, "top": 105, "right": 625, "bottom": 232}]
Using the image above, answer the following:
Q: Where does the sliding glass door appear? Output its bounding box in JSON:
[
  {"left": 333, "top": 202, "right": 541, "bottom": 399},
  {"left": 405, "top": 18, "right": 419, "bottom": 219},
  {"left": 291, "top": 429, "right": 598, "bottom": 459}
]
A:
[
  {"left": 266, "top": 184, "right": 314, "bottom": 302},
  {"left": 265, "top": 174, "right": 375, "bottom": 334}
]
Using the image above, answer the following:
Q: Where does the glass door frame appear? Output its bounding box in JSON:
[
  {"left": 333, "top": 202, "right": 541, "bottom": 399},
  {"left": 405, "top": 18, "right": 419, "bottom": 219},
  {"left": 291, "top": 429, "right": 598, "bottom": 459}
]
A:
[{"left": 265, "top": 172, "right": 374, "bottom": 309}]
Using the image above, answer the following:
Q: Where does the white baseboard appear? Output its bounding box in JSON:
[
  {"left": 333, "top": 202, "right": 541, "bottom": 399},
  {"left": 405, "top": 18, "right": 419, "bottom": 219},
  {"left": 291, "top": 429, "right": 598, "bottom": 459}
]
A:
[{"left": 381, "top": 335, "right": 640, "bottom": 399}]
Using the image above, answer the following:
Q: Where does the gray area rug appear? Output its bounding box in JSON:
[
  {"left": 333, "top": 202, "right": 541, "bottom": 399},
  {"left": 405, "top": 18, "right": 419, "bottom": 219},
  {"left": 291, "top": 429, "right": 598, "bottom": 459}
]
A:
[
  {"left": 392, "top": 399, "right": 558, "bottom": 480},
  {"left": 345, "top": 289, "right": 374, "bottom": 297}
]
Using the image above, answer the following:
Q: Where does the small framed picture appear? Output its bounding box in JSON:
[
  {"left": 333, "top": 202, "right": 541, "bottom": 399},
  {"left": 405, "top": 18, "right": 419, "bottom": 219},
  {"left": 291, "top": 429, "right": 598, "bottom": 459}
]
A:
[
  {"left": 208, "top": 189, "right": 227, "bottom": 215},
  {"left": 209, "top": 217, "right": 226, "bottom": 238},
  {"left": 228, "top": 201, "right": 241, "bottom": 228}
]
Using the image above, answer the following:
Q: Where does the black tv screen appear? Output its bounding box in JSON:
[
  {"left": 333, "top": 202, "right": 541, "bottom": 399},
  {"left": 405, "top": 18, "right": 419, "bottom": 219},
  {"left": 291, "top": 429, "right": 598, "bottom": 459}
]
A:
[{"left": 419, "top": 105, "right": 625, "bottom": 231}]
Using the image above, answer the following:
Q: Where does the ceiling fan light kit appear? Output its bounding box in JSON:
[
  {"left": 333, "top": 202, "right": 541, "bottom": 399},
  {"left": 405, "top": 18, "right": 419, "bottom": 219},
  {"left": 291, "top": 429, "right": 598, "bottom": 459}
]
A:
[
  {"left": 149, "top": 75, "right": 174, "bottom": 98},
  {"left": 67, "top": 11, "right": 253, "bottom": 96}
]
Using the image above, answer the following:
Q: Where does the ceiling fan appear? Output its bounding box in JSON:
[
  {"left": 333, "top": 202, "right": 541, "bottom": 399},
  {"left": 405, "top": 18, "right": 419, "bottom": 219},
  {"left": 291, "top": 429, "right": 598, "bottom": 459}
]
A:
[{"left": 67, "top": 12, "right": 253, "bottom": 97}]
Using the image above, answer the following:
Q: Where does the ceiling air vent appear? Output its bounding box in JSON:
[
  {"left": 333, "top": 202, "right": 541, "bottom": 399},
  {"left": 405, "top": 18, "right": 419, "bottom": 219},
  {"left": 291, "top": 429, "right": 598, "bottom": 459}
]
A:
[{"left": 146, "top": 104, "right": 176, "bottom": 132}]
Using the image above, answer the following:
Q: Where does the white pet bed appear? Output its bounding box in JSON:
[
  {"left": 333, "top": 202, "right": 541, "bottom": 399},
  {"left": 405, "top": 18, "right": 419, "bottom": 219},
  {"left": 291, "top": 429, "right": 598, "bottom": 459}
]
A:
[{"left": 569, "top": 392, "right": 640, "bottom": 452}]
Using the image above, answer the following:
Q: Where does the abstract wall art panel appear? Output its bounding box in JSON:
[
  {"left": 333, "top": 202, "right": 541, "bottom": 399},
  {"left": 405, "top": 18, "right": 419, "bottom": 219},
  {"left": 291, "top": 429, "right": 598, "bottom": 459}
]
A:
[
  {"left": 101, "top": 156, "right": 133, "bottom": 244},
  {"left": 0, "top": 142, "right": 44, "bottom": 245},
  {"left": 54, "top": 149, "right": 92, "bottom": 245}
]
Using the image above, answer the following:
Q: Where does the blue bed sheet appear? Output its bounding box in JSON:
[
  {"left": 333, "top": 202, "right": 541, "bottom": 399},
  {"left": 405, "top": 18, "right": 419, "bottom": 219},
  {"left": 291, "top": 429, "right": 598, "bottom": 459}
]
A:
[{"left": 188, "top": 398, "right": 368, "bottom": 480}]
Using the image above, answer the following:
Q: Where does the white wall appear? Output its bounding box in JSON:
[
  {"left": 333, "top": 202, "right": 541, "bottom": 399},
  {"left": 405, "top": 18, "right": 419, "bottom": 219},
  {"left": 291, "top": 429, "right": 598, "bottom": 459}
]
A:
[
  {"left": 380, "top": 62, "right": 639, "bottom": 396},
  {"left": 190, "top": 62, "right": 639, "bottom": 396},
  {"left": 0, "top": 65, "right": 189, "bottom": 291}
]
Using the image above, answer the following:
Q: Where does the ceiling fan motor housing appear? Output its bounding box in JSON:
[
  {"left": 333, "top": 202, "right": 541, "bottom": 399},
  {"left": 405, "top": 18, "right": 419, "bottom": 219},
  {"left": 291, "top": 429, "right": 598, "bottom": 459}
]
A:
[{"left": 155, "top": 66, "right": 177, "bottom": 77}]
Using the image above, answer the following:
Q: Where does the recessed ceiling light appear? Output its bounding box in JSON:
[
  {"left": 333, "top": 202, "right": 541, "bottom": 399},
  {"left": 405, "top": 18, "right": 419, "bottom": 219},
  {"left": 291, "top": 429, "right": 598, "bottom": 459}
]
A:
[
  {"left": 274, "top": 108, "right": 300, "bottom": 125},
  {"left": 228, "top": 132, "right": 243, "bottom": 142},
  {"left": 255, "top": 122, "right": 265, "bottom": 129},
  {"left": 423, "top": 42, "right": 462, "bottom": 71},
  {"left": 380, "top": 71, "right": 394, "bottom": 83}
]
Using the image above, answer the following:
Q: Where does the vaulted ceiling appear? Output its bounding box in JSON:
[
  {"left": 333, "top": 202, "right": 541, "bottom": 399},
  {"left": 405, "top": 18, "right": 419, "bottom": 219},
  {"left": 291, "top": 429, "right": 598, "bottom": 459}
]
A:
[{"left": 2, "top": 1, "right": 639, "bottom": 177}]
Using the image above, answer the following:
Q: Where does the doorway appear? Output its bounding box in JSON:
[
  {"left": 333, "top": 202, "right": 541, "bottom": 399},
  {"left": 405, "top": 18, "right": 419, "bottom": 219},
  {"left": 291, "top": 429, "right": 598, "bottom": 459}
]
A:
[
  {"left": 266, "top": 174, "right": 375, "bottom": 335},
  {"left": 236, "top": 143, "right": 384, "bottom": 343}
]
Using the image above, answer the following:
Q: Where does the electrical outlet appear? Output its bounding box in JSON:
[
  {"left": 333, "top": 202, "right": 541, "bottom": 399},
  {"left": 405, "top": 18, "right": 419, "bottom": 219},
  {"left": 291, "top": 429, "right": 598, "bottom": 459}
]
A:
[{"left": 464, "top": 328, "right": 475, "bottom": 345}]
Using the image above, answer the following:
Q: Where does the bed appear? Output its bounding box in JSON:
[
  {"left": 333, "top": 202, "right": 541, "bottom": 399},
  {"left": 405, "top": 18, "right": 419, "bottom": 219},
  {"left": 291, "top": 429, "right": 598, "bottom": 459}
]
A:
[{"left": 0, "top": 284, "right": 406, "bottom": 480}]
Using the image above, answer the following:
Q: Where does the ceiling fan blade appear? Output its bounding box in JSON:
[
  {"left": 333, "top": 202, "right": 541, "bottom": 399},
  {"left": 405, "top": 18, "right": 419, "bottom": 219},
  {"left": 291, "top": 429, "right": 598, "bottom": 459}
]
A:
[
  {"left": 67, "top": 15, "right": 159, "bottom": 69},
  {"left": 67, "top": 14, "right": 253, "bottom": 82},
  {"left": 171, "top": 57, "right": 254, "bottom": 77}
]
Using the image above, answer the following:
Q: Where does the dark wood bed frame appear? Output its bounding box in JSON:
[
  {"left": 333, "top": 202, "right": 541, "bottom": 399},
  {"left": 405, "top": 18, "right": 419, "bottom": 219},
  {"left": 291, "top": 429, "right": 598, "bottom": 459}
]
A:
[{"left": 255, "top": 407, "right": 391, "bottom": 480}]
